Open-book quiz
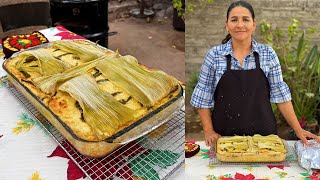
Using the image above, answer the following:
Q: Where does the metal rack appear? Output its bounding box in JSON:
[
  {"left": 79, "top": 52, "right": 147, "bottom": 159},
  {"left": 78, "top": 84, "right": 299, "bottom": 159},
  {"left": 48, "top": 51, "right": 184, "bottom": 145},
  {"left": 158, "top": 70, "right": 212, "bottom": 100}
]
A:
[{"left": 4, "top": 78, "right": 185, "bottom": 180}]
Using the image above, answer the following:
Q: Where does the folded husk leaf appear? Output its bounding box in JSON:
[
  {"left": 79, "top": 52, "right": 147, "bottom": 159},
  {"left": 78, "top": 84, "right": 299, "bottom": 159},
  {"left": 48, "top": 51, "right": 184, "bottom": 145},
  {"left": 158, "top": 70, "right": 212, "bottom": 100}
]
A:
[
  {"left": 33, "top": 56, "right": 107, "bottom": 94},
  {"left": 16, "top": 48, "right": 73, "bottom": 75},
  {"left": 52, "top": 40, "right": 106, "bottom": 63},
  {"left": 58, "top": 74, "right": 135, "bottom": 139},
  {"left": 96, "top": 55, "right": 178, "bottom": 107}
]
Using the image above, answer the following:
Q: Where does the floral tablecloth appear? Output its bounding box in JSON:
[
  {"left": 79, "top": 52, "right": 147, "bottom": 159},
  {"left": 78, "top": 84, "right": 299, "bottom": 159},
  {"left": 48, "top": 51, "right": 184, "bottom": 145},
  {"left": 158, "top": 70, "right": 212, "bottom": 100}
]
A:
[
  {"left": 0, "top": 26, "right": 184, "bottom": 180},
  {"left": 185, "top": 140, "right": 320, "bottom": 180}
]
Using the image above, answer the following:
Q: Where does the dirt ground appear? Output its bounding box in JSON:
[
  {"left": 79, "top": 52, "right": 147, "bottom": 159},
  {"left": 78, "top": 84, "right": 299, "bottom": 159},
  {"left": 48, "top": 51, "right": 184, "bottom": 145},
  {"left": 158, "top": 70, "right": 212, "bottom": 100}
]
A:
[{"left": 108, "top": 17, "right": 185, "bottom": 82}]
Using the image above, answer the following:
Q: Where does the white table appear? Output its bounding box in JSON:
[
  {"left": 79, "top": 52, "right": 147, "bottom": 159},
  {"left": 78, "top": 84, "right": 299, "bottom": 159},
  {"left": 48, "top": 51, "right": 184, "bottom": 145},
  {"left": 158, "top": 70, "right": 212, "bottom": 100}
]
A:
[{"left": 185, "top": 140, "right": 320, "bottom": 180}]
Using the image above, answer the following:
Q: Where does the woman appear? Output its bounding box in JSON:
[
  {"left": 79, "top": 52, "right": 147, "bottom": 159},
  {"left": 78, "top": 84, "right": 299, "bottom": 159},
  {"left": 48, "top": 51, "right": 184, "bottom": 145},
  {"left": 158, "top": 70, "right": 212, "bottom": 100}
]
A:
[{"left": 190, "top": 0, "right": 319, "bottom": 147}]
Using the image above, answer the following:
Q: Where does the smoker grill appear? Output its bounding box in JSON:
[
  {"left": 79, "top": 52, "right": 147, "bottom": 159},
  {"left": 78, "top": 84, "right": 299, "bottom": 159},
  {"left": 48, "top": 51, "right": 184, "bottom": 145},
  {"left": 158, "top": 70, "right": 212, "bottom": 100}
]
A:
[{"left": 50, "top": 0, "right": 109, "bottom": 47}]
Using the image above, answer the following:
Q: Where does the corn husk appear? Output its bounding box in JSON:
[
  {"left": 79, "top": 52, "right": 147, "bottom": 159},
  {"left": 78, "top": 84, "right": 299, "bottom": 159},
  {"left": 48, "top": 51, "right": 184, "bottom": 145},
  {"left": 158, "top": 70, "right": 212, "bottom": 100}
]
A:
[
  {"left": 218, "top": 135, "right": 286, "bottom": 153},
  {"left": 218, "top": 136, "right": 248, "bottom": 143},
  {"left": 96, "top": 55, "right": 178, "bottom": 107},
  {"left": 33, "top": 56, "right": 107, "bottom": 94},
  {"left": 253, "top": 135, "right": 286, "bottom": 153},
  {"left": 52, "top": 40, "right": 106, "bottom": 63},
  {"left": 218, "top": 141, "right": 248, "bottom": 153},
  {"left": 16, "top": 48, "right": 73, "bottom": 75},
  {"left": 253, "top": 134, "right": 283, "bottom": 144},
  {"left": 58, "top": 74, "right": 135, "bottom": 139}
]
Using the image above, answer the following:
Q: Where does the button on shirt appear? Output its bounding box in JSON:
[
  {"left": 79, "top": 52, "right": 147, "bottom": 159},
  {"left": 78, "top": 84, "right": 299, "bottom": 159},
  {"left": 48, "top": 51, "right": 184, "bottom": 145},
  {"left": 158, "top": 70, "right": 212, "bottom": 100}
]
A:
[{"left": 190, "top": 39, "right": 292, "bottom": 108}]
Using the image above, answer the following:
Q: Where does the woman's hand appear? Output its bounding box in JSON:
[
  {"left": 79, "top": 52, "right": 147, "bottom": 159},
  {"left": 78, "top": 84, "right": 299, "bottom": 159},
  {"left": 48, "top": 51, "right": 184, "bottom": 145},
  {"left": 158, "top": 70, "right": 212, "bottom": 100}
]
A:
[
  {"left": 294, "top": 128, "right": 320, "bottom": 144},
  {"left": 276, "top": 101, "right": 320, "bottom": 144},
  {"left": 196, "top": 108, "right": 220, "bottom": 147},
  {"left": 204, "top": 130, "right": 221, "bottom": 147}
]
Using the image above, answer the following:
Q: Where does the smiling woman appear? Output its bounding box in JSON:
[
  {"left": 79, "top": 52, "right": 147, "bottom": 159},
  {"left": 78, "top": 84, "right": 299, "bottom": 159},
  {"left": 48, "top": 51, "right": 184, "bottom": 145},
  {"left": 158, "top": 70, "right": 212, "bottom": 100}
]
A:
[
  {"left": 223, "top": 1, "right": 257, "bottom": 65},
  {"left": 190, "top": 0, "right": 320, "bottom": 147}
]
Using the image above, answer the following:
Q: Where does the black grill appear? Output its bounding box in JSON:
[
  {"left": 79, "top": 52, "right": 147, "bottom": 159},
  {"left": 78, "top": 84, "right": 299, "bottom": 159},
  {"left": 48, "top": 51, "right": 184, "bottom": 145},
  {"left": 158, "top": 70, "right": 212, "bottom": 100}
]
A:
[{"left": 50, "top": 0, "right": 109, "bottom": 47}]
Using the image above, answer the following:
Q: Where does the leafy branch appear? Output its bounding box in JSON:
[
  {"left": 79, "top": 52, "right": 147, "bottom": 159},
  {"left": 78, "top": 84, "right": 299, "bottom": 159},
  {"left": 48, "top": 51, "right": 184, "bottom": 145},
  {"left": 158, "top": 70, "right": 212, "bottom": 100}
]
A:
[
  {"left": 260, "top": 18, "right": 320, "bottom": 125},
  {"left": 172, "top": 0, "right": 216, "bottom": 21}
]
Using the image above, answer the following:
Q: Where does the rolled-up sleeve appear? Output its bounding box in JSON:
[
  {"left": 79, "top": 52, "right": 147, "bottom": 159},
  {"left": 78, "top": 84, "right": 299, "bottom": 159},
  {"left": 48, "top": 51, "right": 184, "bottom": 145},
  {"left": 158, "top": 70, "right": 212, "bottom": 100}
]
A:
[
  {"left": 190, "top": 50, "right": 216, "bottom": 108},
  {"left": 268, "top": 49, "right": 292, "bottom": 103}
]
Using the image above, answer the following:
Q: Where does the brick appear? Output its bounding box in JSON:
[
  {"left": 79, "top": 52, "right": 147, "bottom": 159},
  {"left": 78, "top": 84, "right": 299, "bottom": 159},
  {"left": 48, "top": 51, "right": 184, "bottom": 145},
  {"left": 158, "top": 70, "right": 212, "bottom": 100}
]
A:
[
  {"left": 186, "top": 63, "right": 202, "bottom": 75},
  {"left": 270, "top": 0, "right": 293, "bottom": 7},
  {"left": 260, "top": 9, "right": 293, "bottom": 18},
  {"left": 187, "top": 37, "right": 208, "bottom": 46},
  {"left": 186, "top": 56, "right": 205, "bottom": 64},
  {"left": 292, "top": 0, "right": 307, "bottom": 7},
  {"left": 292, "top": 10, "right": 315, "bottom": 18},
  {"left": 185, "top": 18, "right": 201, "bottom": 26},
  {"left": 307, "top": 0, "right": 320, "bottom": 8},
  {"left": 251, "top": 0, "right": 274, "bottom": 8}
]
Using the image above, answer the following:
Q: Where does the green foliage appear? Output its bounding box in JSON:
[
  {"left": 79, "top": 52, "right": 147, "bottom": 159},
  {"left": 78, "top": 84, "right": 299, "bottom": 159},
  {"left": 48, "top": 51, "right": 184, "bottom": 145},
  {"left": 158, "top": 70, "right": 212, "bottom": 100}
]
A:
[
  {"left": 288, "top": 18, "right": 301, "bottom": 43},
  {"left": 186, "top": 71, "right": 200, "bottom": 97},
  {"left": 172, "top": 0, "right": 183, "bottom": 13},
  {"left": 260, "top": 18, "right": 320, "bottom": 125},
  {"left": 172, "top": 0, "right": 215, "bottom": 19}
]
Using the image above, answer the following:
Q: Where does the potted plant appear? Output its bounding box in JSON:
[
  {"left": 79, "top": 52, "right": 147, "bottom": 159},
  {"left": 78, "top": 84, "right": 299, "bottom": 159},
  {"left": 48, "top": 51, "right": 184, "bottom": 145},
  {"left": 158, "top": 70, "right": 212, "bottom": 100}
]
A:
[{"left": 261, "top": 18, "right": 320, "bottom": 138}]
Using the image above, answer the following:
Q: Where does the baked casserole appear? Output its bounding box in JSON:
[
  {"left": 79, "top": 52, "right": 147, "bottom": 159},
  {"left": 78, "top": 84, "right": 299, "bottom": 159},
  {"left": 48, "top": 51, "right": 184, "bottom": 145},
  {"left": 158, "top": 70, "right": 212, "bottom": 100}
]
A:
[
  {"left": 3, "top": 40, "right": 183, "bottom": 158},
  {"left": 216, "top": 134, "right": 286, "bottom": 162}
]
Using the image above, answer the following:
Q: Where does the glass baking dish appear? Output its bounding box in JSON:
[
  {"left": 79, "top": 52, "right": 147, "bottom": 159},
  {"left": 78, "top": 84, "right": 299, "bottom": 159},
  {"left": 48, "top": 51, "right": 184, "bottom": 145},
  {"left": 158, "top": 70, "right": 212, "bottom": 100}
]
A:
[
  {"left": 2, "top": 41, "right": 184, "bottom": 158},
  {"left": 214, "top": 136, "right": 288, "bottom": 163}
]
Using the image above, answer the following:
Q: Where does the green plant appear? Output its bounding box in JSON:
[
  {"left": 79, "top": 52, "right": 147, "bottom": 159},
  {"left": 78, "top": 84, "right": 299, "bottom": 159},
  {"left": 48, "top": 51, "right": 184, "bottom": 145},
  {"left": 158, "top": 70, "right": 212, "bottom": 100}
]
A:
[
  {"left": 172, "top": 0, "right": 215, "bottom": 20},
  {"left": 260, "top": 18, "right": 320, "bottom": 126},
  {"left": 186, "top": 71, "right": 200, "bottom": 97},
  {"left": 172, "top": 0, "right": 185, "bottom": 18}
]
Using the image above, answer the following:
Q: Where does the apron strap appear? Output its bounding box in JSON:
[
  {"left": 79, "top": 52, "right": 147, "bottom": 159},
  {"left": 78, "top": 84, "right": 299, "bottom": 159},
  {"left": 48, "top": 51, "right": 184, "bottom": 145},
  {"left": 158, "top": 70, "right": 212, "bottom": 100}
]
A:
[
  {"left": 226, "top": 54, "right": 232, "bottom": 70},
  {"left": 253, "top": 52, "right": 260, "bottom": 68}
]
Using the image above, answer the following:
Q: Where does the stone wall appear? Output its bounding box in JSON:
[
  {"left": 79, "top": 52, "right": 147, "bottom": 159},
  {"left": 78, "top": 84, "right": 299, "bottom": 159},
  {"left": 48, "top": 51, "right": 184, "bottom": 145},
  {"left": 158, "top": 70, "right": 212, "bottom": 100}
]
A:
[{"left": 185, "top": 0, "right": 320, "bottom": 78}]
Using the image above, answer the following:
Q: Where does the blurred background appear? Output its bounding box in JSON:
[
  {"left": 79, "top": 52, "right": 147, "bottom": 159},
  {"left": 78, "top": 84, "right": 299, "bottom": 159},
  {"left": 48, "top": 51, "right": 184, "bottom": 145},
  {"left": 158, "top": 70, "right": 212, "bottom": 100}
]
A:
[{"left": 185, "top": 0, "right": 320, "bottom": 141}]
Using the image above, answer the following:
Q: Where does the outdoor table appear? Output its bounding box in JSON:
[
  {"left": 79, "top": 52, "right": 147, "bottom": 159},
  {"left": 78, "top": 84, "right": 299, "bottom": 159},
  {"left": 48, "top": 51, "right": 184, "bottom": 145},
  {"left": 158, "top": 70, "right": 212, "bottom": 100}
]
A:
[
  {"left": 185, "top": 140, "right": 320, "bottom": 180},
  {"left": 0, "top": 26, "right": 184, "bottom": 180}
]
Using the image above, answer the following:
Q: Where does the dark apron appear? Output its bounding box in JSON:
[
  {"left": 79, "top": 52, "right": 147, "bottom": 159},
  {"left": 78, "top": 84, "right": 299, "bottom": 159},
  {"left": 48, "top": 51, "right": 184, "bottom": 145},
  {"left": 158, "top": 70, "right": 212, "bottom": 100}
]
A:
[{"left": 212, "top": 52, "right": 277, "bottom": 136}]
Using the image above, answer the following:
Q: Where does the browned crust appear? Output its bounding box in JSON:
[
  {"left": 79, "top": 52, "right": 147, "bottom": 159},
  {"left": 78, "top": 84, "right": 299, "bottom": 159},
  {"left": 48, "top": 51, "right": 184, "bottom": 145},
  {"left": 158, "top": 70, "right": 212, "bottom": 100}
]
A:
[{"left": 48, "top": 91, "right": 99, "bottom": 141}]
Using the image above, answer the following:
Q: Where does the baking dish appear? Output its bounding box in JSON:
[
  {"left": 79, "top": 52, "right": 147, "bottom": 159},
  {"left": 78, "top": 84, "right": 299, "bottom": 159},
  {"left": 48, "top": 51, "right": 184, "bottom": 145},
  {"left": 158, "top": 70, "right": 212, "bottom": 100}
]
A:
[
  {"left": 216, "top": 135, "right": 287, "bottom": 162},
  {"left": 2, "top": 40, "right": 184, "bottom": 158}
]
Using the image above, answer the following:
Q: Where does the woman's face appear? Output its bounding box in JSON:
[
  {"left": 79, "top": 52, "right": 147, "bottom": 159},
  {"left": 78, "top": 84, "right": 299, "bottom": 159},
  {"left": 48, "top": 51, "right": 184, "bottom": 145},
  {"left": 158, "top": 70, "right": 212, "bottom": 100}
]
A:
[{"left": 226, "top": 6, "right": 256, "bottom": 42}]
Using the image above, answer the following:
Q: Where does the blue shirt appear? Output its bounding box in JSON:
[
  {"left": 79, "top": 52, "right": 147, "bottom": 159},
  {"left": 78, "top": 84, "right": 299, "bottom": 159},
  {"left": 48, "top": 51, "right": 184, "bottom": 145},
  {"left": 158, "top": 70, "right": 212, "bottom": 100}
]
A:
[{"left": 190, "top": 39, "right": 292, "bottom": 108}]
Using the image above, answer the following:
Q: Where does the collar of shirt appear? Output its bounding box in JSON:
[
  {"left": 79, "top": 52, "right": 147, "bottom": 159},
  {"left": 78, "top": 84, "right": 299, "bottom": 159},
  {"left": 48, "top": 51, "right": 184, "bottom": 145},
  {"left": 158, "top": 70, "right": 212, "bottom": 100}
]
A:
[{"left": 221, "top": 38, "right": 260, "bottom": 56}]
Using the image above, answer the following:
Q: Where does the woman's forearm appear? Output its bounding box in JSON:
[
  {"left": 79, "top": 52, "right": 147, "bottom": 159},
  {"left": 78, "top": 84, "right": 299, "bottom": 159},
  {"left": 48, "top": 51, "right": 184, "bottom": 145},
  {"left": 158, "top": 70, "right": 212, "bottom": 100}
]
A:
[
  {"left": 276, "top": 101, "right": 302, "bottom": 131},
  {"left": 197, "top": 108, "right": 215, "bottom": 133}
]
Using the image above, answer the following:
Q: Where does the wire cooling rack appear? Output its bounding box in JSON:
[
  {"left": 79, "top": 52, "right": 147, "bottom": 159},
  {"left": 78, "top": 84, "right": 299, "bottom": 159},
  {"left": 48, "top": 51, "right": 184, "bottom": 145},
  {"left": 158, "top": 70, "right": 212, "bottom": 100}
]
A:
[{"left": 4, "top": 78, "right": 185, "bottom": 180}]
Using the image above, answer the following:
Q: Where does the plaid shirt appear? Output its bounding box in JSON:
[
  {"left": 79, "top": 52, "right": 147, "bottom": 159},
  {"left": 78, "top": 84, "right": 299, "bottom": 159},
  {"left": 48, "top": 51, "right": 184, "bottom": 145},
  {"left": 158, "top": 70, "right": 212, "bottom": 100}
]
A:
[{"left": 190, "top": 39, "right": 292, "bottom": 108}]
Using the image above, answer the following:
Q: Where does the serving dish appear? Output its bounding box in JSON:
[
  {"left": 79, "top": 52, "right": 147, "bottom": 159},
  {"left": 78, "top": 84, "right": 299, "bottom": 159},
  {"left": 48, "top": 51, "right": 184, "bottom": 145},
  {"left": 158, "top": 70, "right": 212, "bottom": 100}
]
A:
[
  {"left": 216, "top": 134, "right": 287, "bottom": 162},
  {"left": 3, "top": 40, "right": 184, "bottom": 158}
]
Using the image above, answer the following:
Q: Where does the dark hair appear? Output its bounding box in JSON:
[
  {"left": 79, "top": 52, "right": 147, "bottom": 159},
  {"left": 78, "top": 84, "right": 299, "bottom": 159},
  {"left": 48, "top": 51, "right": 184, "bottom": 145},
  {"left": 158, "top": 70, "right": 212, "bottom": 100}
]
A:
[{"left": 222, "top": 0, "right": 255, "bottom": 44}]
